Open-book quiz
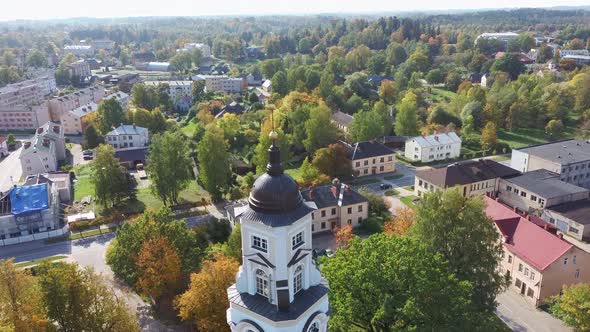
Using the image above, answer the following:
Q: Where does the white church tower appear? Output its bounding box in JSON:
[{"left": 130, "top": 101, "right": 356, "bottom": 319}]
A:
[{"left": 227, "top": 132, "right": 330, "bottom": 332}]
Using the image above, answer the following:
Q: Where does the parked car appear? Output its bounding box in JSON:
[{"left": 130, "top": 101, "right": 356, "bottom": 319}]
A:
[
  {"left": 82, "top": 150, "right": 94, "bottom": 160},
  {"left": 380, "top": 183, "right": 392, "bottom": 189},
  {"left": 136, "top": 163, "right": 147, "bottom": 179}
]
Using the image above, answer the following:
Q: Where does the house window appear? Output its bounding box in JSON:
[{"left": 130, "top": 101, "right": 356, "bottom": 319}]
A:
[
  {"left": 321, "top": 210, "right": 326, "bottom": 217},
  {"left": 380, "top": 166, "right": 384, "bottom": 171},
  {"left": 321, "top": 222, "right": 326, "bottom": 229},
  {"left": 364, "top": 160, "right": 368, "bottom": 166},
  {"left": 564, "top": 257, "right": 568, "bottom": 265},
  {"left": 292, "top": 231, "right": 304, "bottom": 250},
  {"left": 524, "top": 268, "right": 529, "bottom": 276},
  {"left": 311, "top": 224, "right": 315, "bottom": 232},
  {"left": 347, "top": 207, "right": 352, "bottom": 214},
  {"left": 514, "top": 189, "right": 520, "bottom": 195},
  {"left": 380, "top": 157, "right": 384, "bottom": 162},
  {"left": 574, "top": 256, "right": 577, "bottom": 264},
  {"left": 520, "top": 191, "right": 527, "bottom": 198},
  {"left": 531, "top": 272, "right": 535, "bottom": 280},
  {"left": 508, "top": 255, "right": 512, "bottom": 263},
  {"left": 255, "top": 269, "right": 269, "bottom": 297},
  {"left": 549, "top": 218, "right": 555, "bottom": 224},
  {"left": 311, "top": 212, "right": 314, "bottom": 220},
  {"left": 347, "top": 219, "right": 352, "bottom": 225},
  {"left": 527, "top": 288, "right": 534, "bottom": 298},
  {"left": 293, "top": 265, "right": 303, "bottom": 294},
  {"left": 575, "top": 269, "right": 580, "bottom": 279},
  {"left": 358, "top": 216, "right": 363, "bottom": 223},
  {"left": 515, "top": 278, "right": 522, "bottom": 288},
  {"left": 364, "top": 169, "right": 368, "bottom": 174},
  {"left": 518, "top": 263, "right": 523, "bottom": 272},
  {"left": 252, "top": 236, "right": 268, "bottom": 253},
  {"left": 569, "top": 226, "right": 579, "bottom": 234},
  {"left": 388, "top": 156, "right": 393, "bottom": 161},
  {"left": 358, "top": 205, "right": 363, "bottom": 212},
  {"left": 372, "top": 159, "right": 376, "bottom": 164},
  {"left": 506, "top": 185, "right": 512, "bottom": 192},
  {"left": 331, "top": 208, "right": 336, "bottom": 215},
  {"left": 355, "top": 162, "right": 360, "bottom": 167}
]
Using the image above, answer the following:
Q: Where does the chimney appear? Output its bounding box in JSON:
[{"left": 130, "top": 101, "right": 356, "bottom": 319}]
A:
[
  {"left": 558, "top": 233, "right": 564, "bottom": 240},
  {"left": 331, "top": 186, "right": 338, "bottom": 198},
  {"left": 345, "top": 185, "right": 350, "bottom": 192}
]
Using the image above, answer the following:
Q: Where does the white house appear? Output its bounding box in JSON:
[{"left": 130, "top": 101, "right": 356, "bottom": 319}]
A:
[
  {"left": 404, "top": 132, "right": 461, "bottom": 163},
  {"left": 105, "top": 125, "right": 149, "bottom": 151},
  {"left": 20, "top": 122, "right": 66, "bottom": 176},
  {"left": 226, "top": 137, "right": 330, "bottom": 332}
]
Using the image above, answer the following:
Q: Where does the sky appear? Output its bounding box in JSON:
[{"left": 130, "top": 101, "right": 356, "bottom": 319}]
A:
[{"left": 1, "top": 0, "right": 588, "bottom": 21}]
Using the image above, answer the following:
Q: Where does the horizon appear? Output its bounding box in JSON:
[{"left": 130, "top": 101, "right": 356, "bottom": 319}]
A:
[{"left": 0, "top": 1, "right": 589, "bottom": 22}]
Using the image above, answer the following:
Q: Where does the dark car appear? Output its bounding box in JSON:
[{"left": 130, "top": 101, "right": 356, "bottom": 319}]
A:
[
  {"left": 82, "top": 150, "right": 94, "bottom": 160},
  {"left": 380, "top": 183, "right": 392, "bottom": 189}
]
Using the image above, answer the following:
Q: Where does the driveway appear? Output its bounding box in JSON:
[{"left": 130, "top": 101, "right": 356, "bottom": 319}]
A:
[
  {"left": 69, "top": 143, "right": 90, "bottom": 167},
  {"left": 0, "top": 146, "right": 23, "bottom": 192},
  {"left": 496, "top": 291, "right": 572, "bottom": 332},
  {"left": 352, "top": 163, "right": 416, "bottom": 195}
]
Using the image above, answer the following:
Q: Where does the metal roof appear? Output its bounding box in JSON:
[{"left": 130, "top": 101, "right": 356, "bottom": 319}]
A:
[
  {"left": 503, "top": 169, "right": 589, "bottom": 199},
  {"left": 518, "top": 139, "right": 590, "bottom": 165}
]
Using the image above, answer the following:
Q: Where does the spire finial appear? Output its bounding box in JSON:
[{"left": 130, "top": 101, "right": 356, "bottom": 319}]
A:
[{"left": 266, "top": 110, "right": 283, "bottom": 175}]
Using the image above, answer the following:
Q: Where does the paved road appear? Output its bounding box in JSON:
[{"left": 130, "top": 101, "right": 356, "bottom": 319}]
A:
[
  {"left": 496, "top": 291, "right": 572, "bottom": 332},
  {"left": 0, "top": 147, "right": 23, "bottom": 192}
]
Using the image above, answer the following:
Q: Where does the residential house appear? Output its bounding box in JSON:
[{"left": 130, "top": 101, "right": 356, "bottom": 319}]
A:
[
  {"left": 0, "top": 73, "right": 56, "bottom": 108},
  {"left": 144, "top": 81, "right": 191, "bottom": 110},
  {"left": 23, "top": 172, "right": 72, "bottom": 203},
  {"left": 215, "top": 102, "right": 245, "bottom": 119},
  {"left": 481, "top": 73, "right": 490, "bottom": 87},
  {"left": 331, "top": 111, "right": 353, "bottom": 133},
  {"left": 92, "top": 39, "right": 114, "bottom": 50},
  {"left": 262, "top": 79, "right": 272, "bottom": 94},
  {"left": 404, "top": 131, "right": 461, "bottom": 163},
  {"left": 193, "top": 75, "right": 245, "bottom": 93},
  {"left": 498, "top": 169, "right": 589, "bottom": 214},
  {"left": 105, "top": 124, "right": 149, "bottom": 151},
  {"left": 68, "top": 60, "right": 91, "bottom": 78},
  {"left": 543, "top": 200, "right": 590, "bottom": 241},
  {"left": 0, "top": 182, "right": 66, "bottom": 246},
  {"left": 563, "top": 55, "right": 590, "bottom": 66},
  {"left": 245, "top": 72, "right": 263, "bottom": 86},
  {"left": 475, "top": 32, "right": 519, "bottom": 45},
  {"left": 178, "top": 43, "right": 211, "bottom": 58},
  {"left": 47, "top": 85, "right": 104, "bottom": 121},
  {"left": 486, "top": 197, "right": 590, "bottom": 306},
  {"left": 19, "top": 122, "right": 66, "bottom": 177},
  {"left": 103, "top": 91, "right": 130, "bottom": 110},
  {"left": 415, "top": 159, "right": 520, "bottom": 198},
  {"left": 343, "top": 139, "right": 396, "bottom": 177},
  {"left": 0, "top": 137, "right": 7, "bottom": 157},
  {"left": 511, "top": 139, "right": 590, "bottom": 189},
  {"left": 60, "top": 102, "right": 97, "bottom": 135},
  {"left": 559, "top": 49, "right": 590, "bottom": 58},
  {"left": 300, "top": 181, "right": 369, "bottom": 233},
  {"left": 63, "top": 45, "right": 95, "bottom": 57}
]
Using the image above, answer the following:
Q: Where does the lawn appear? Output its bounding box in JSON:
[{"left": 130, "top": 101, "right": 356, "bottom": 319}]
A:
[
  {"left": 350, "top": 178, "right": 380, "bottom": 186},
  {"left": 384, "top": 189, "right": 400, "bottom": 196},
  {"left": 73, "top": 165, "right": 93, "bottom": 201},
  {"left": 181, "top": 120, "right": 198, "bottom": 137},
  {"left": 15, "top": 255, "right": 68, "bottom": 268},
  {"left": 384, "top": 174, "right": 404, "bottom": 181},
  {"left": 498, "top": 127, "right": 576, "bottom": 149},
  {"left": 400, "top": 195, "right": 419, "bottom": 209},
  {"left": 429, "top": 87, "right": 458, "bottom": 103}
]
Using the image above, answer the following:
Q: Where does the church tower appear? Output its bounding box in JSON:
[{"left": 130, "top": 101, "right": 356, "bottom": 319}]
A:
[{"left": 227, "top": 132, "right": 330, "bottom": 332}]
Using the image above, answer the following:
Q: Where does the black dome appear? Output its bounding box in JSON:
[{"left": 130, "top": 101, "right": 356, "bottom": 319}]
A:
[{"left": 248, "top": 140, "right": 304, "bottom": 213}]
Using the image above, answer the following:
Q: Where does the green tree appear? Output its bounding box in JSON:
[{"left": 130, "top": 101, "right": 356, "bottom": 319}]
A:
[
  {"left": 549, "top": 283, "right": 590, "bottom": 331},
  {"left": 322, "top": 235, "right": 477, "bottom": 331},
  {"left": 271, "top": 70, "right": 289, "bottom": 96},
  {"left": 394, "top": 91, "right": 419, "bottom": 136},
  {"left": 26, "top": 49, "right": 47, "bottom": 68},
  {"left": 222, "top": 224, "right": 242, "bottom": 263},
  {"left": 191, "top": 48, "right": 203, "bottom": 68},
  {"left": 90, "top": 144, "right": 133, "bottom": 208},
  {"left": 197, "top": 125, "right": 231, "bottom": 201},
  {"left": 491, "top": 54, "right": 525, "bottom": 79},
  {"left": 170, "top": 51, "right": 193, "bottom": 72},
  {"left": 311, "top": 144, "right": 351, "bottom": 178},
  {"left": 299, "top": 157, "right": 319, "bottom": 186},
  {"left": 481, "top": 121, "right": 498, "bottom": 151},
  {"left": 83, "top": 122, "right": 102, "bottom": 149},
  {"left": 131, "top": 83, "right": 159, "bottom": 111},
  {"left": 96, "top": 98, "right": 125, "bottom": 134},
  {"left": 349, "top": 110, "right": 384, "bottom": 142},
  {"left": 426, "top": 68, "right": 444, "bottom": 84},
  {"left": 411, "top": 189, "right": 506, "bottom": 312},
  {"left": 37, "top": 262, "right": 139, "bottom": 332},
  {"left": 303, "top": 103, "right": 338, "bottom": 155},
  {"left": 545, "top": 119, "right": 564, "bottom": 139},
  {"left": 147, "top": 131, "right": 194, "bottom": 206},
  {"left": 319, "top": 70, "right": 335, "bottom": 101},
  {"left": 191, "top": 80, "right": 206, "bottom": 104}
]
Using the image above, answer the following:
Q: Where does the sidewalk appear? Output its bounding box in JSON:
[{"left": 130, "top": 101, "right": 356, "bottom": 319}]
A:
[{"left": 496, "top": 291, "right": 572, "bottom": 332}]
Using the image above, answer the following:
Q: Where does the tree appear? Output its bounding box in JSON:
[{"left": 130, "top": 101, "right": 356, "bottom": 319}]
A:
[
  {"left": 299, "top": 157, "right": 320, "bottom": 186},
  {"left": 170, "top": 51, "right": 193, "bottom": 72},
  {"left": 0, "top": 259, "right": 48, "bottom": 332},
  {"left": 446, "top": 71, "right": 463, "bottom": 92},
  {"left": 545, "top": 119, "right": 564, "bottom": 139},
  {"left": 147, "top": 131, "right": 194, "bottom": 206},
  {"left": 303, "top": 103, "right": 338, "bottom": 155},
  {"left": 461, "top": 101, "right": 484, "bottom": 130},
  {"left": 107, "top": 208, "right": 207, "bottom": 286},
  {"left": 411, "top": 189, "right": 506, "bottom": 312},
  {"left": 271, "top": 70, "right": 289, "bottom": 96},
  {"left": 216, "top": 113, "right": 240, "bottom": 140},
  {"left": 349, "top": 110, "right": 385, "bottom": 142},
  {"left": 26, "top": 49, "right": 47, "bottom": 68},
  {"left": 191, "top": 80, "right": 206, "bottom": 104},
  {"left": 481, "top": 121, "right": 498, "bottom": 151},
  {"left": 549, "top": 283, "right": 590, "bottom": 331},
  {"left": 222, "top": 224, "right": 242, "bottom": 263},
  {"left": 176, "top": 254, "right": 240, "bottom": 332},
  {"left": 322, "top": 235, "right": 477, "bottom": 331},
  {"left": 383, "top": 207, "right": 415, "bottom": 236},
  {"left": 319, "top": 70, "right": 335, "bottom": 101},
  {"left": 136, "top": 237, "right": 182, "bottom": 302},
  {"left": 6, "top": 133, "right": 16, "bottom": 147},
  {"left": 426, "top": 68, "right": 444, "bottom": 84},
  {"left": 131, "top": 83, "right": 159, "bottom": 111},
  {"left": 96, "top": 98, "right": 125, "bottom": 134},
  {"left": 91, "top": 144, "right": 133, "bottom": 208},
  {"left": 37, "top": 262, "right": 139, "bottom": 332},
  {"left": 378, "top": 79, "right": 396, "bottom": 104},
  {"left": 83, "top": 122, "right": 102, "bottom": 149},
  {"left": 312, "top": 144, "right": 352, "bottom": 178},
  {"left": 197, "top": 125, "right": 231, "bottom": 201},
  {"left": 491, "top": 53, "right": 524, "bottom": 79},
  {"left": 394, "top": 91, "right": 419, "bottom": 136},
  {"left": 333, "top": 224, "right": 355, "bottom": 249}
]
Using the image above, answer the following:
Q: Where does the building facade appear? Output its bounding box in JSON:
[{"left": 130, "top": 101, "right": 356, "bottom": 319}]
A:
[
  {"left": 180, "top": 43, "right": 211, "bottom": 58},
  {"left": 19, "top": 122, "right": 65, "bottom": 176},
  {"left": 511, "top": 140, "right": 590, "bottom": 189},
  {"left": 105, "top": 125, "right": 149, "bottom": 151},
  {"left": 0, "top": 104, "right": 51, "bottom": 131},
  {"left": 542, "top": 200, "right": 590, "bottom": 241},
  {"left": 301, "top": 181, "right": 369, "bottom": 233},
  {"left": 47, "top": 85, "right": 104, "bottom": 121},
  {"left": 343, "top": 140, "right": 396, "bottom": 177},
  {"left": 194, "top": 75, "right": 245, "bottom": 93},
  {"left": 404, "top": 132, "right": 462, "bottom": 163},
  {"left": 61, "top": 102, "right": 98, "bottom": 135},
  {"left": 68, "top": 60, "right": 91, "bottom": 78},
  {"left": 0, "top": 73, "right": 56, "bottom": 108},
  {"left": 226, "top": 136, "right": 330, "bottom": 332},
  {"left": 63, "top": 45, "right": 95, "bottom": 57},
  {"left": 103, "top": 91, "right": 130, "bottom": 110}
]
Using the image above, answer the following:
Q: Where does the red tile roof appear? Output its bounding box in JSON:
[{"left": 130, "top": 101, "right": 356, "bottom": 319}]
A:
[{"left": 484, "top": 197, "right": 573, "bottom": 271}]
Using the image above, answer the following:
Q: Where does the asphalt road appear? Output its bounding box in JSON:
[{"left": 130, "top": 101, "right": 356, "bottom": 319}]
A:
[
  {"left": 496, "top": 291, "right": 572, "bottom": 332},
  {"left": 0, "top": 146, "right": 23, "bottom": 192}
]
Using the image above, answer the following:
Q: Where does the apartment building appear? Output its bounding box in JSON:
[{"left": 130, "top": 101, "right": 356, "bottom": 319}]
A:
[
  {"left": 194, "top": 75, "right": 245, "bottom": 93},
  {"left": 511, "top": 139, "right": 590, "bottom": 189},
  {"left": 63, "top": 45, "right": 95, "bottom": 57},
  {"left": 0, "top": 104, "right": 51, "bottom": 131},
  {"left": 497, "top": 169, "right": 590, "bottom": 214},
  {"left": 404, "top": 132, "right": 462, "bottom": 163},
  {"left": 105, "top": 124, "right": 149, "bottom": 151},
  {"left": 103, "top": 91, "right": 130, "bottom": 110},
  {"left": 0, "top": 182, "right": 65, "bottom": 246},
  {"left": 343, "top": 139, "right": 396, "bottom": 177},
  {"left": 559, "top": 49, "right": 590, "bottom": 58},
  {"left": 415, "top": 159, "right": 520, "bottom": 198},
  {"left": 47, "top": 85, "right": 104, "bottom": 121},
  {"left": 0, "top": 73, "right": 57, "bottom": 108},
  {"left": 144, "top": 81, "right": 192, "bottom": 101},
  {"left": 60, "top": 102, "right": 97, "bottom": 135},
  {"left": 475, "top": 32, "right": 519, "bottom": 45},
  {"left": 92, "top": 39, "right": 114, "bottom": 50},
  {"left": 543, "top": 200, "right": 590, "bottom": 241},
  {"left": 486, "top": 197, "right": 590, "bottom": 306},
  {"left": 300, "top": 181, "right": 369, "bottom": 233},
  {"left": 19, "top": 122, "right": 66, "bottom": 176},
  {"left": 68, "top": 60, "right": 91, "bottom": 78}
]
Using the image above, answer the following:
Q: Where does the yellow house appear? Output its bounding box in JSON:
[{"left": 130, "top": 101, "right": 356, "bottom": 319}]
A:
[{"left": 343, "top": 140, "right": 396, "bottom": 177}]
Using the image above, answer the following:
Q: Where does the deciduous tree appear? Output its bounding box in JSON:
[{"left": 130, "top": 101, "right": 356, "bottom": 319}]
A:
[
  {"left": 311, "top": 144, "right": 351, "bottom": 178},
  {"left": 96, "top": 98, "right": 125, "bottom": 134},
  {"left": 197, "top": 125, "right": 231, "bottom": 201},
  {"left": 303, "top": 103, "right": 338, "bottom": 155},
  {"left": 333, "top": 224, "right": 355, "bottom": 249},
  {"left": 383, "top": 207, "right": 415, "bottom": 236},
  {"left": 394, "top": 91, "right": 419, "bottom": 136},
  {"left": 549, "top": 283, "right": 590, "bottom": 331},
  {"left": 480, "top": 121, "right": 498, "bottom": 151},
  {"left": 136, "top": 237, "right": 182, "bottom": 302},
  {"left": 91, "top": 144, "right": 133, "bottom": 208}
]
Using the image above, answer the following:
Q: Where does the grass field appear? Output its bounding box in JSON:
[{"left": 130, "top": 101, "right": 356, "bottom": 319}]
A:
[
  {"left": 400, "top": 195, "right": 419, "bottom": 209},
  {"left": 498, "top": 127, "right": 576, "bottom": 149},
  {"left": 384, "top": 189, "right": 400, "bottom": 196},
  {"left": 181, "top": 120, "right": 198, "bottom": 137},
  {"left": 73, "top": 165, "right": 93, "bottom": 201},
  {"left": 428, "top": 87, "right": 458, "bottom": 103},
  {"left": 15, "top": 255, "right": 68, "bottom": 268}
]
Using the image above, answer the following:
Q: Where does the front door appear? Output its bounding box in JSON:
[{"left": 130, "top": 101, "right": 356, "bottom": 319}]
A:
[
  {"left": 331, "top": 221, "right": 337, "bottom": 230},
  {"left": 521, "top": 282, "right": 527, "bottom": 295}
]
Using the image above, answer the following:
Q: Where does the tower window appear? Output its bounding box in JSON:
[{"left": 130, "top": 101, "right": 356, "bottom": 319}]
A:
[
  {"left": 292, "top": 231, "right": 304, "bottom": 250},
  {"left": 252, "top": 236, "right": 267, "bottom": 253},
  {"left": 293, "top": 265, "right": 303, "bottom": 294},
  {"left": 255, "top": 269, "right": 269, "bottom": 298}
]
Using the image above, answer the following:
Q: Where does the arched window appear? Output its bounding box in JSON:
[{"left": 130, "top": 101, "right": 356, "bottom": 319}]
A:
[
  {"left": 307, "top": 322, "right": 320, "bottom": 332},
  {"left": 255, "top": 269, "right": 269, "bottom": 298},
  {"left": 293, "top": 265, "right": 303, "bottom": 294}
]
